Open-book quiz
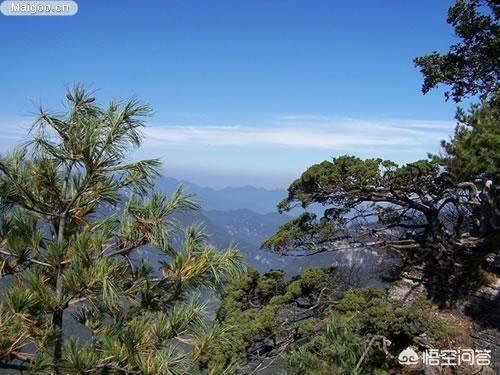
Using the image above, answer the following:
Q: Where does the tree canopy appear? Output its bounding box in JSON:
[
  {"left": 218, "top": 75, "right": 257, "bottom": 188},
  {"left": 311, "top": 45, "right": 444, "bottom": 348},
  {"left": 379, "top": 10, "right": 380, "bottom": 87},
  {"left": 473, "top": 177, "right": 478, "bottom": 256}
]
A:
[
  {"left": 263, "top": 156, "right": 457, "bottom": 261},
  {"left": 414, "top": 0, "right": 499, "bottom": 102}
]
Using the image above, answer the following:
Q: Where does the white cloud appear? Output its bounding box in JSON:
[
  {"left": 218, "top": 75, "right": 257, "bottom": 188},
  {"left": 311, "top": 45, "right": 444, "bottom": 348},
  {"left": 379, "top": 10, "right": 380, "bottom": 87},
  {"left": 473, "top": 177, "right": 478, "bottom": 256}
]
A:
[
  {"left": 0, "top": 117, "right": 33, "bottom": 151},
  {"left": 0, "top": 114, "right": 455, "bottom": 151},
  {"left": 144, "top": 117, "right": 455, "bottom": 150}
]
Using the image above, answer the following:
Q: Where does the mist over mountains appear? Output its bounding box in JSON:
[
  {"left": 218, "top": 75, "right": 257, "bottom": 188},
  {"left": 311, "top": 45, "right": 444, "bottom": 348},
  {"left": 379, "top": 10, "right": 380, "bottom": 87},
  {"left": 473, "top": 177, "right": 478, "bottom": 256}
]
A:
[{"left": 155, "top": 177, "right": 390, "bottom": 279}]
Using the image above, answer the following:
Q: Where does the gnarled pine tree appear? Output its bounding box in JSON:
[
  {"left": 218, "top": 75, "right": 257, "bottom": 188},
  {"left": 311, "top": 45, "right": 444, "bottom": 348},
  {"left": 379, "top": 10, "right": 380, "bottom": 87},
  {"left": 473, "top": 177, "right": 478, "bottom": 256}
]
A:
[
  {"left": 261, "top": 156, "right": 457, "bottom": 262},
  {"left": 264, "top": 0, "right": 499, "bottom": 285},
  {"left": 0, "top": 86, "right": 242, "bottom": 374}
]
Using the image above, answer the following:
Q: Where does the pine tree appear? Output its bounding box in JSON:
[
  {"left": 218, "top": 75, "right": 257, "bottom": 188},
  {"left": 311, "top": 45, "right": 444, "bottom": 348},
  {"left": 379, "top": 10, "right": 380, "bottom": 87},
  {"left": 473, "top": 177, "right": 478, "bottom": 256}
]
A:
[
  {"left": 415, "top": 0, "right": 500, "bottom": 241},
  {"left": 0, "top": 86, "right": 243, "bottom": 374}
]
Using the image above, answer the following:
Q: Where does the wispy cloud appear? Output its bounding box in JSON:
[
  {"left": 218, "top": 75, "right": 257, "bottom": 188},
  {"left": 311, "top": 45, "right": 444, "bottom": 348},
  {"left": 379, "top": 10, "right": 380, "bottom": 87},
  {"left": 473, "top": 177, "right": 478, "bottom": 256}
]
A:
[
  {"left": 0, "top": 116, "right": 33, "bottom": 151},
  {"left": 144, "top": 117, "right": 455, "bottom": 150},
  {"left": 0, "top": 114, "right": 455, "bottom": 152}
]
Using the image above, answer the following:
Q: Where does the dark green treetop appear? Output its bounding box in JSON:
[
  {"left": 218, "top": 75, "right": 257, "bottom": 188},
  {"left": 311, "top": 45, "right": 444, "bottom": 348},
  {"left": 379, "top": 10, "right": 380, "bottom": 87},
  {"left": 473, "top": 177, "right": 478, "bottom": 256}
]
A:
[{"left": 414, "top": 0, "right": 499, "bottom": 102}]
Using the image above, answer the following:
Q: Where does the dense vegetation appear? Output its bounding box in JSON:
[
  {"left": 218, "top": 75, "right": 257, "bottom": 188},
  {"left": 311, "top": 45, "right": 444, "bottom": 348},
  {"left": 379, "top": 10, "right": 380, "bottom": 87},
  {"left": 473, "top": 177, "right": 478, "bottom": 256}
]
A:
[{"left": 201, "top": 267, "right": 463, "bottom": 374}]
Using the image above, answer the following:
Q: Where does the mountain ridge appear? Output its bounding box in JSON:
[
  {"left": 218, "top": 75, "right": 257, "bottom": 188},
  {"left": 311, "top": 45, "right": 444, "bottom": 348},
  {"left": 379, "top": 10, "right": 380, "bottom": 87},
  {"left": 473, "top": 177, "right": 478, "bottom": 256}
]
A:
[{"left": 158, "top": 176, "right": 287, "bottom": 215}]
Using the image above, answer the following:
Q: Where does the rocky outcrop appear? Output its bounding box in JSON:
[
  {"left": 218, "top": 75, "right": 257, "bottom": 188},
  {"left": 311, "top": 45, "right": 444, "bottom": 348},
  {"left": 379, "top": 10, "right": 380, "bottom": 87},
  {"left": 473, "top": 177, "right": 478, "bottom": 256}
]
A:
[{"left": 388, "top": 267, "right": 500, "bottom": 371}]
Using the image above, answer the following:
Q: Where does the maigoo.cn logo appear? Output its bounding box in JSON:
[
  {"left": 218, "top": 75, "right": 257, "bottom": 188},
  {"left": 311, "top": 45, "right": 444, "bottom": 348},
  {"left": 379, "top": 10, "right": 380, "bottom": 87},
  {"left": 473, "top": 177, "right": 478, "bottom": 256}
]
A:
[{"left": 0, "top": 1, "right": 78, "bottom": 16}]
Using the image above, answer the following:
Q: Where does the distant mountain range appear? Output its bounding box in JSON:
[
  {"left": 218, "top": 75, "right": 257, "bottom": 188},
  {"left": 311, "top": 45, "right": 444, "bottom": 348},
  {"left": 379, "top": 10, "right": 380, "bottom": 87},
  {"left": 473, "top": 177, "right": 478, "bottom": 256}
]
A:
[
  {"left": 157, "top": 177, "right": 287, "bottom": 215},
  {"left": 150, "top": 177, "right": 391, "bottom": 279},
  {"left": 173, "top": 209, "right": 291, "bottom": 273},
  {"left": 154, "top": 177, "right": 293, "bottom": 271}
]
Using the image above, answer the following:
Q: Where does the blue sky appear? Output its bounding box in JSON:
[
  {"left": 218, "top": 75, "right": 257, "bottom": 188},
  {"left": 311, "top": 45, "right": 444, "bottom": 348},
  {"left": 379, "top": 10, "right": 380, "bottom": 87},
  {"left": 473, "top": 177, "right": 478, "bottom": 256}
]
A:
[{"left": 1, "top": 0, "right": 461, "bottom": 188}]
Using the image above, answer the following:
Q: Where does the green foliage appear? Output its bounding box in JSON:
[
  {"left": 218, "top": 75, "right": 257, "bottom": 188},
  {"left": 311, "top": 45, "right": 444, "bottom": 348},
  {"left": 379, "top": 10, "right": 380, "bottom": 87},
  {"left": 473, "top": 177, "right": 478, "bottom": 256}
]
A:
[
  {"left": 255, "top": 269, "right": 286, "bottom": 303},
  {"left": 261, "top": 212, "right": 339, "bottom": 254},
  {"left": 414, "top": 0, "right": 499, "bottom": 102},
  {"left": 414, "top": 0, "right": 500, "bottom": 247},
  {"left": 62, "top": 340, "right": 98, "bottom": 373},
  {"left": 277, "top": 156, "right": 383, "bottom": 212},
  {"left": 276, "top": 157, "right": 447, "bottom": 217},
  {"left": 337, "top": 289, "right": 450, "bottom": 344},
  {"left": 288, "top": 314, "right": 365, "bottom": 375},
  {"left": 202, "top": 267, "right": 333, "bottom": 372},
  {"left": 435, "top": 102, "right": 500, "bottom": 183},
  {"left": 204, "top": 268, "right": 455, "bottom": 374},
  {"left": 0, "top": 86, "right": 243, "bottom": 374},
  {"left": 264, "top": 155, "right": 451, "bottom": 257}
]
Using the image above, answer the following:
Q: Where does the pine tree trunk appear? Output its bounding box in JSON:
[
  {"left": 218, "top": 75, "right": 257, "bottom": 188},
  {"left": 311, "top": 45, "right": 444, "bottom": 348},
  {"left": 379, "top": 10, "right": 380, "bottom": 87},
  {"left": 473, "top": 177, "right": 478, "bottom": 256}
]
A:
[
  {"left": 426, "top": 212, "right": 442, "bottom": 242},
  {"left": 53, "top": 215, "right": 66, "bottom": 374},
  {"left": 481, "top": 180, "right": 499, "bottom": 237},
  {"left": 52, "top": 306, "right": 63, "bottom": 374}
]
